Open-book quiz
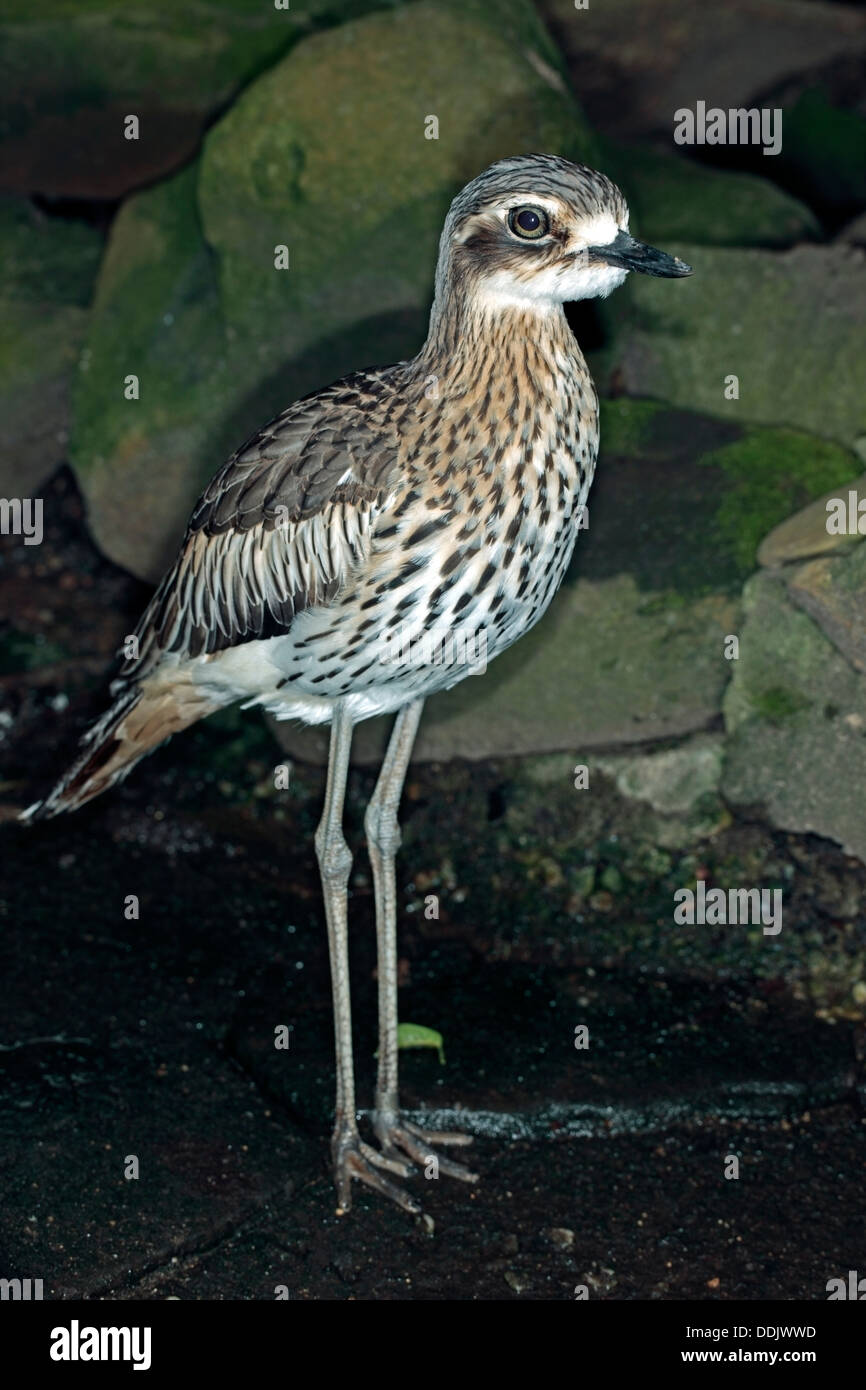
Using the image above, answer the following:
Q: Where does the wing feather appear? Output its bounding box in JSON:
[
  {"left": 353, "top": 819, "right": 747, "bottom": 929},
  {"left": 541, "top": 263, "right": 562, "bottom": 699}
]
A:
[{"left": 119, "top": 370, "right": 401, "bottom": 681}]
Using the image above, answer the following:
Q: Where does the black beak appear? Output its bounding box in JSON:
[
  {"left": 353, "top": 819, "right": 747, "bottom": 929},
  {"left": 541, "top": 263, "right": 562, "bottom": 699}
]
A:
[{"left": 587, "top": 230, "right": 693, "bottom": 278}]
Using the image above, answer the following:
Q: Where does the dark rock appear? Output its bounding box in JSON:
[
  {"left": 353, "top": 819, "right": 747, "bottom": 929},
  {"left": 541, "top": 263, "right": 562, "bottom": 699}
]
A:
[
  {"left": 0, "top": 0, "right": 344, "bottom": 198},
  {"left": 537, "top": 0, "right": 866, "bottom": 145}
]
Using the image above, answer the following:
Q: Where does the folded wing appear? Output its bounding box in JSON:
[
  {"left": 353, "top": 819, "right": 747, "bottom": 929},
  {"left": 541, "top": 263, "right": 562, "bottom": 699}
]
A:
[{"left": 123, "top": 370, "right": 401, "bottom": 683}]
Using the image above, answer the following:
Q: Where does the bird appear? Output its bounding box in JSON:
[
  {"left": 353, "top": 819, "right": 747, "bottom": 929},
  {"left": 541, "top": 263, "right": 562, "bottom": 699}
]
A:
[{"left": 22, "top": 154, "right": 692, "bottom": 1215}]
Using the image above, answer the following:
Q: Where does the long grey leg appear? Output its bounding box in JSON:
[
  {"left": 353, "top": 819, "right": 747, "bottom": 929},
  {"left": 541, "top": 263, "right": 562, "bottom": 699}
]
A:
[
  {"left": 365, "top": 699, "right": 477, "bottom": 1184},
  {"left": 316, "top": 700, "right": 413, "bottom": 1214},
  {"left": 364, "top": 699, "right": 425, "bottom": 1120},
  {"left": 315, "top": 701, "right": 356, "bottom": 1134}
]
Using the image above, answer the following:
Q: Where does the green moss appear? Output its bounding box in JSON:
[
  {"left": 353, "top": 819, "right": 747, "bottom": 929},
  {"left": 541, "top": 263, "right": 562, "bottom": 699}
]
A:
[
  {"left": 600, "top": 864, "right": 623, "bottom": 894},
  {"left": 598, "top": 398, "right": 669, "bottom": 457},
  {"left": 71, "top": 162, "right": 228, "bottom": 489},
  {"left": 635, "top": 592, "right": 689, "bottom": 616},
  {"left": 0, "top": 629, "right": 68, "bottom": 674},
  {"left": 750, "top": 686, "right": 813, "bottom": 724},
  {"left": 698, "top": 429, "right": 860, "bottom": 577},
  {"left": 0, "top": 196, "right": 100, "bottom": 399},
  {"left": 0, "top": 301, "right": 83, "bottom": 388},
  {"left": 0, "top": 0, "right": 344, "bottom": 109},
  {"left": 427, "top": 753, "right": 856, "bottom": 993},
  {"left": 780, "top": 88, "right": 866, "bottom": 211},
  {"left": 0, "top": 197, "right": 102, "bottom": 306}
]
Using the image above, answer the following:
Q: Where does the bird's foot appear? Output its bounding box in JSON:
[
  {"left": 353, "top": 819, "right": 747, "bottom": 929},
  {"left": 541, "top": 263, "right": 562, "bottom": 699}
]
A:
[
  {"left": 373, "top": 1104, "right": 479, "bottom": 1186},
  {"left": 331, "top": 1125, "right": 420, "bottom": 1216}
]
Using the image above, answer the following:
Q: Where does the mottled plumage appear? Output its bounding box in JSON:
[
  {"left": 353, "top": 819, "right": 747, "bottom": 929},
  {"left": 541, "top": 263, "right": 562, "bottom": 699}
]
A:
[{"left": 24, "top": 154, "right": 691, "bottom": 1213}]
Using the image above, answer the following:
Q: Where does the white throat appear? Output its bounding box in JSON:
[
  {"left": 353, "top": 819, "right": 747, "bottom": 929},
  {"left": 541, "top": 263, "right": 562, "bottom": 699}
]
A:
[{"left": 475, "top": 260, "right": 628, "bottom": 312}]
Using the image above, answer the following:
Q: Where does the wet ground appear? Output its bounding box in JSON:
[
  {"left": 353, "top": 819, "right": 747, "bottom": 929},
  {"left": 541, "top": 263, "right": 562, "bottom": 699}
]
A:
[{"left": 1, "top": 470, "right": 864, "bottom": 1300}]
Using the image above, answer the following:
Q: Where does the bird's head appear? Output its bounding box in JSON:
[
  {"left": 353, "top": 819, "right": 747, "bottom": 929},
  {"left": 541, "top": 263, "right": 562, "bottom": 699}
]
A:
[{"left": 435, "top": 153, "right": 692, "bottom": 316}]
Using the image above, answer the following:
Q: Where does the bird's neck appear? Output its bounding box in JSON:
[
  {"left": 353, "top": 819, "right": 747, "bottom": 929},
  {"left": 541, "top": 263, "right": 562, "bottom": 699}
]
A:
[{"left": 415, "top": 291, "right": 586, "bottom": 396}]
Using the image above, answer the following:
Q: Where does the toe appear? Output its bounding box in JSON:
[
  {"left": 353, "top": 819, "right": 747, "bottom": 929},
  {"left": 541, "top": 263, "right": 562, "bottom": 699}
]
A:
[
  {"left": 392, "top": 1128, "right": 480, "bottom": 1184},
  {"left": 347, "top": 1151, "right": 422, "bottom": 1214},
  {"left": 404, "top": 1118, "right": 474, "bottom": 1147},
  {"left": 334, "top": 1140, "right": 423, "bottom": 1216},
  {"left": 359, "top": 1138, "right": 413, "bottom": 1179}
]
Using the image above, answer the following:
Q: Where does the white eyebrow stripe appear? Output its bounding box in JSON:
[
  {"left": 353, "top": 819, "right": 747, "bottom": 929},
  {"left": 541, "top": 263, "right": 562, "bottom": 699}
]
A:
[{"left": 567, "top": 210, "right": 622, "bottom": 248}]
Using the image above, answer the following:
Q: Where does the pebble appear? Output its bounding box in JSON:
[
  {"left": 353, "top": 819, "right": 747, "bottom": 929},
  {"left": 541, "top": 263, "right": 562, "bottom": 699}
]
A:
[
  {"left": 546, "top": 1227, "right": 575, "bottom": 1250},
  {"left": 504, "top": 1270, "right": 528, "bottom": 1295}
]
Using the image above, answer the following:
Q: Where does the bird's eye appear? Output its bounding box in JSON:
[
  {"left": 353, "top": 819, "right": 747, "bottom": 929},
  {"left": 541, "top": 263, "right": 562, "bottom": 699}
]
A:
[{"left": 507, "top": 206, "right": 549, "bottom": 240}]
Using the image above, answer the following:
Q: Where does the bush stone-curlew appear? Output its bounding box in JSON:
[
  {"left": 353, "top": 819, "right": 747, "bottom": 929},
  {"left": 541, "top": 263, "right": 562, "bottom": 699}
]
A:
[{"left": 23, "top": 154, "right": 692, "bottom": 1214}]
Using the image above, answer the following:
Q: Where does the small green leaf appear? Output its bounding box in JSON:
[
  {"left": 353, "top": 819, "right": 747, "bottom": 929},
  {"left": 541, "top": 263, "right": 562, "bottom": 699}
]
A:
[{"left": 396, "top": 1023, "right": 445, "bottom": 1066}]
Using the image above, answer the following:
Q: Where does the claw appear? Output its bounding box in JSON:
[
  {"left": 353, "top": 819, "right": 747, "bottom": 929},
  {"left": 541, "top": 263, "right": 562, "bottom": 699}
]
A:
[{"left": 333, "top": 1131, "right": 421, "bottom": 1216}]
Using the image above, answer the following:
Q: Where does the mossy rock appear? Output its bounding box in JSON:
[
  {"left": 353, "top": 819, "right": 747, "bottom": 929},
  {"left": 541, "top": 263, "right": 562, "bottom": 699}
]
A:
[
  {"left": 787, "top": 539, "right": 866, "bottom": 677},
  {"left": 695, "top": 430, "right": 860, "bottom": 578},
  {"left": 723, "top": 570, "right": 866, "bottom": 864},
  {"left": 600, "top": 140, "right": 820, "bottom": 248},
  {"left": 70, "top": 0, "right": 595, "bottom": 580},
  {"left": 3, "top": 0, "right": 572, "bottom": 197},
  {"left": 0, "top": 197, "right": 102, "bottom": 496},
  {"left": 590, "top": 403, "right": 858, "bottom": 593},
  {"left": 600, "top": 243, "right": 866, "bottom": 449},
  {"left": 0, "top": 0, "right": 354, "bottom": 197},
  {"left": 422, "top": 745, "right": 864, "bottom": 1014}
]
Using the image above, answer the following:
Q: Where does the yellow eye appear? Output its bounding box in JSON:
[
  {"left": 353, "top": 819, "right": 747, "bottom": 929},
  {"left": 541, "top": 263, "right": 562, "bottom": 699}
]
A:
[{"left": 507, "top": 206, "right": 549, "bottom": 240}]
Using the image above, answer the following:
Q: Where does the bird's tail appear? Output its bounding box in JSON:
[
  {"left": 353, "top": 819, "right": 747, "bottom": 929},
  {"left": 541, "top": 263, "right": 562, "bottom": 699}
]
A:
[{"left": 20, "top": 673, "right": 218, "bottom": 823}]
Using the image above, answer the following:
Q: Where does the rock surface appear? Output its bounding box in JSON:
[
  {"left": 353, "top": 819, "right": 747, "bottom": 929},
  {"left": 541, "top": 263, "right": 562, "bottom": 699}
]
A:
[
  {"left": 787, "top": 541, "right": 866, "bottom": 676},
  {"left": 601, "top": 244, "right": 866, "bottom": 449},
  {"left": 538, "top": 0, "right": 866, "bottom": 144},
  {"left": 0, "top": 198, "right": 101, "bottom": 497},
  {"left": 601, "top": 141, "right": 820, "bottom": 249},
  {"left": 0, "top": 0, "right": 343, "bottom": 197},
  {"left": 723, "top": 569, "right": 866, "bottom": 863},
  {"left": 593, "top": 734, "right": 727, "bottom": 849},
  {"left": 839, "top": 212, "right": 866, "bottom": 247},
  {"left": 758, "top": 473, "right": 866, "bottom": 567}
]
